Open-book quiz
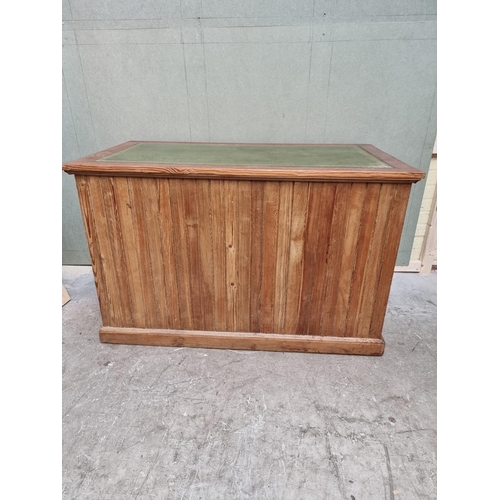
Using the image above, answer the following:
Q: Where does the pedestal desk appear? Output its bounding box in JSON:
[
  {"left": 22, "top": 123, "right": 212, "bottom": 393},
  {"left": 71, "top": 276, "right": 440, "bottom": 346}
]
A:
[{"left": 63, "top": 142, "right": 425, "bottom": 355}]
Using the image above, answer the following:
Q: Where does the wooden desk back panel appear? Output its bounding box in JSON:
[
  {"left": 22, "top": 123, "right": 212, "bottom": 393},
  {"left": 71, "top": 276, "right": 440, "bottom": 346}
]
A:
[{"left": 75, "top": 175, "right": 410, "bottom": 347}]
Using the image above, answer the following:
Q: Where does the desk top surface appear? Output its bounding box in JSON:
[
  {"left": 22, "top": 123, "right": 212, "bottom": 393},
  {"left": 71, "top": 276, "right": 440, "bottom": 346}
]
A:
[
  {"left": 63, "top": 141, "right": 425, "bottom": 183},
  {"left": 98, "top": 143, "right": 390, "bottom": 168}
]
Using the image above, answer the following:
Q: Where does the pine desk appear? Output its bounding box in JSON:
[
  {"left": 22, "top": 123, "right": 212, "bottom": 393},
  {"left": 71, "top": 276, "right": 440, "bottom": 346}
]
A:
[{"left": 63, "top": 142, "right": 424, "bottom": 355}]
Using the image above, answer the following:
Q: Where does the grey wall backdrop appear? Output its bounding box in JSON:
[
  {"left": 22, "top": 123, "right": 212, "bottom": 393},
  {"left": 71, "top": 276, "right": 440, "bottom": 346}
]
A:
[{"left": 62, "top": 0, "right": 436, "bottom": 266}]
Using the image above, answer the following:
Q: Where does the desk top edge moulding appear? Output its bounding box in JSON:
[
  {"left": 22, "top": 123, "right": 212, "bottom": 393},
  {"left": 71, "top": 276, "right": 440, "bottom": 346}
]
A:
[
  {"left": 63, "top": 141, "right": 425, "bottom": 183},
  {"left": 63, "top": 141, "right": 425, "bottom": 355}
]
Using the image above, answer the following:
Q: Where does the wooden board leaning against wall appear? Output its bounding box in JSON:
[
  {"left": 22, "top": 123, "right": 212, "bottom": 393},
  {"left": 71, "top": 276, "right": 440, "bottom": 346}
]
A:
[{"left": 395, "top": 139, "right": 437, "bottom": 274}]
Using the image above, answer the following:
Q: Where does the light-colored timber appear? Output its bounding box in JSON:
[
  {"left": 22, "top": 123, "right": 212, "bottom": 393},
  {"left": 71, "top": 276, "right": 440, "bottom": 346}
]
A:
[{"left": 62, "top": 285, "right": 70, "bottom": 306}]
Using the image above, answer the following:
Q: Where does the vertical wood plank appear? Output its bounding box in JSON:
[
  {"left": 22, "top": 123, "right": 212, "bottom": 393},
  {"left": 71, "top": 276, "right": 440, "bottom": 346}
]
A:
[
  {"left": 283, "top": 182, "right": 309, "bottom": 334},
  {"left": 87, "top": 176, "right": 125, "bottom": 326},
  {"left": 356, "top": 183, "right": 394, "bottom": 338},
  {"left": 332, "top": 183, "right": 367, "bottom": 336},
  {"left": 297, "top": 182, "right": 325, "bottom": 334},
  {"left": 274, "top": 182, "right": 294, "bottom": 333},
  {"left": 249, "top": 181, "right": 265, "bottom": 332},
  {"left": 369, "top": 184, "right": 412, "bottom": 338},
  {"left": 225, "top": 180, "right": 238, "bottom": 331},
  {"left": 211, "top": 180, "right": 227, "bottom": 332},
  {"left": 139, "top": 178, "right": 171, "bottom": 329},
  {"left": 180, "top": 179, "right": 204, "bottom": 330},
  {"left": 237, "top": 181, "right": 252, "bottom": 332},
  {"left": 157, "top": 179, "right": 181, "bottom": 330},
  {"left": 128, "top": 178, "right": 160, "bottom": 328},
  {"left": 97, "top": 177, "right": 134, "bottom": 327},
  {"left": 319, "top": 183, "right": 351, "bottom": 336},
  {"left": 197, "top": 180, "right": 216, "bottom": 331},
  {"left": 344, "top": 184, "right": 381, "bottom": 337},
  {"left": 168, "top": 179, "right": 193, "bottom": 330},
  {"left": 75, "top": 175, "right": 112, "bottom": 326},
  {"left": 112, "top": 177, "right": 147, "bottom": 328},
  {"left": 307, "top": 183, "right": 337, "bottom": 335},
  {"left": 261, "top": 182, "right": 280, "bottom": 333}
]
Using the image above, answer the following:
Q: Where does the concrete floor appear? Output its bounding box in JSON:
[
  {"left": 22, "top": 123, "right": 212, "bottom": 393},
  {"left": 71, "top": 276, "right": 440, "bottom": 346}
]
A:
[{"left": 62, "top": 267, "right": 436, "bottom": 500}]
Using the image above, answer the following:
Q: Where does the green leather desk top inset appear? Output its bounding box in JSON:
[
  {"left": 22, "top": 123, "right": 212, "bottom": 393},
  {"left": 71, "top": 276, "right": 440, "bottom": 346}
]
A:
[{"left": 98, "top": 143, "right": 392, "bottom": 169}]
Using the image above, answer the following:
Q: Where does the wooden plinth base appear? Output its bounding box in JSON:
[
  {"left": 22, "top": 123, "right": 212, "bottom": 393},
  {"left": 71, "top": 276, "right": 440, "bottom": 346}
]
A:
[{"left": 100, "top": 327, "right": 385, "bottom": 355}]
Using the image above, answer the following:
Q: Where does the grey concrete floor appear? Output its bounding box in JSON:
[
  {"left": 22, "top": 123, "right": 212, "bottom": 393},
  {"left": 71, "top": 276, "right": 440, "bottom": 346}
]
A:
[{"left": 62, "top": 267, "right": 436, "bottom": 500}]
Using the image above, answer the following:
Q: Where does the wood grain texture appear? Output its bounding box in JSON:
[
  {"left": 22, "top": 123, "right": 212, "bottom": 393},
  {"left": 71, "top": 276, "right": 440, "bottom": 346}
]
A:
[
  {"left": 75, "top": 176, "right": 111, "bottom": 324},
  {"left": 73, "top": 175, "right": 415, "bottom": 353},
  {"left": 369, "top": 184, "right": 412, "bottom": 338},
  {"left": 224, "top": 180, "right": 238, "bottom": 332},
  {"left": 344, "top": 183, "right": 381, "bottom": 338},
  {"left": 64, "top": 164, "right": 423, "bottom": 183},
  {"left": 128, "top": 178, "right": 159, "bottom": 328},
  {"left": 318, "top": 183, "right": 351, "bottom": 336},
  {"left": 283, "top": 183, "right": 309, "bottom": 334},
  {"left": 197, "top": 180, "right": 216, "bottom": 330},
  {"left": 139, "top": 178, "right": 170, "bottom": 329},
  {"left": 237, "top": 181, "right": 252, "bottom": 332},
  {"left": 100, "top": 327, "right": 385, "bottom": 355},
  {"left": 356, "top": 183, "right": 394, "bottom": 338},
  {"left": 99, "top": 177, "right": 135, "bottom": 326},
  {"left": 112, "top": 177, "right": 147, "bottom": 328},
  {"left": 306, "top": 183, "right": 337, "bottom": 335},
  {"left": 167, "top": 179, "right": 193, "bottom": 330},
  {"left": 297, "top": 183, "right": 326, "bottom": 334},
  {"left": 332, "top": 183, "right": 367, "bottom": 336},
  {"left": 157, "top": 179, "right": 181, "bottom": 329},
  {"left": 181, "top": 179, "right": 204, "bottom": 330},
  {"left": 86, "top": 176, "right": 125, "bottom": 326},
  {"left": 63, "top": 142, "right": 425, "bottom": 183},
  {"left": 274, "top": 182, "right": 293, "bottom": 333},
  {"left": 211, "top": 181, "right": 227, "bottom": 332},
  {"left": 261, "top": 182, "right": 280, "bottom": 333},
  {"left": 249, "top": 182, "right": 265, "bottom": 332}
]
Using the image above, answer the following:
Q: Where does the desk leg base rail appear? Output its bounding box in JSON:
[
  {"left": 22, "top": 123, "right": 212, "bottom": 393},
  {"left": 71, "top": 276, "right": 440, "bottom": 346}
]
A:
[{"left": 99, "top": 327, "right": 385, "bottom": 355}]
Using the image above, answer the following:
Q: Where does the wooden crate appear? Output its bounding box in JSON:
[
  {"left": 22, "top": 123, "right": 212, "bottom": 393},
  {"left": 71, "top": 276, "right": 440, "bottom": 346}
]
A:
[{"left": 63, "top": 142, "right": 424, "bottom": 355}]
